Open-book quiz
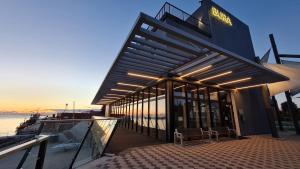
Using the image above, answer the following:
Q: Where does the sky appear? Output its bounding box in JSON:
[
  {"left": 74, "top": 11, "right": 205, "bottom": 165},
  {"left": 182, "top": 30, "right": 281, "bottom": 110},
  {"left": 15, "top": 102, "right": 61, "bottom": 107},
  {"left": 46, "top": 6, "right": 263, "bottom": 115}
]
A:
[{"left": 0, "top": 0, "right": 299, "bottom": 113}]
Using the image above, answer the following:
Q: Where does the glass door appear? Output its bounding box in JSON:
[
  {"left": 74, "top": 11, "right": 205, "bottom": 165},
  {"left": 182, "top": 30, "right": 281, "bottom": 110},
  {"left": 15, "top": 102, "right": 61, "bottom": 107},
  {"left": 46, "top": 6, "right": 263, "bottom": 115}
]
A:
[
  {"left": 209, "top": 88, "right": 221, "bottom": 128},
  {"left": 173, "top": 82, "right": 187, "bottom": 129},
  {"left": 219, "top": 91, "right": 234, "bottom": 129}
]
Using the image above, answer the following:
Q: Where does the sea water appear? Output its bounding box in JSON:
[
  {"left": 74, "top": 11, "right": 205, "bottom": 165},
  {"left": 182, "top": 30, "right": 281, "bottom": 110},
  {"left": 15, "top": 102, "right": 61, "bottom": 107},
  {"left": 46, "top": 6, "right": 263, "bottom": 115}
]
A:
[{"left": 0, "top": 113, "right": 30, "bottom": 136}]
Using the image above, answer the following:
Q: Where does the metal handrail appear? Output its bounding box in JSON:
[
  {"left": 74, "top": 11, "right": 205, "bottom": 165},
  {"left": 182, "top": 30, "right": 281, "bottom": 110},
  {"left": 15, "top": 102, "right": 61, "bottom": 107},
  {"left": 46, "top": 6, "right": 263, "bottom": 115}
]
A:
[
  {"left": 39, "top": 117, "right": 120, "bottom": 123},
  {"left": 0, "top": 135, "right": 49, "bottom": 159}
]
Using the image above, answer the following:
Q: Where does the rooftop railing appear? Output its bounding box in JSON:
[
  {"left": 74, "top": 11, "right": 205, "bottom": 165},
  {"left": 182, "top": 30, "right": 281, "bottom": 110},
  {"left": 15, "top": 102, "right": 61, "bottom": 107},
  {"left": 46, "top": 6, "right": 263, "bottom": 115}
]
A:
[
  {"left": 148, "top": 2, "right": 211, "bottom": 35},
  {"left": 0, "top": 117, "right": 119, "bottom": 169}
]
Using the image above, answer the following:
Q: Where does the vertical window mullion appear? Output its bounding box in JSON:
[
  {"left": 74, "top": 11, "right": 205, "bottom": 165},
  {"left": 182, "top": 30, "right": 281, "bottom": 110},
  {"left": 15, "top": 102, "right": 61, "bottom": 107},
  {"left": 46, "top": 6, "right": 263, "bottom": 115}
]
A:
[
  {"left": 184, "top": 84, "right": 189, "bottom": 128},
  {"left": 147, "top": 88, "right": 150, "bottom": 136},
  {"left": 155, "top": 85, "right": 158, "bottom": 138},
  {"left": 164, "top": 82, "right": 168, "bottom": 142},
  {"left": 117, "top": 101, "right": 119, "bottom": 116},
  {"left": 207, "top": 87, "right": 213, "bottom": 128},
  {"left": 141, "top": 91, "right": 144, "bottom": 134},
  {"left": 118, "top": 101, "right": 120, "bottom": 115},
  {"left": 218, "top": 91, "right": 225, "bottom": 127},
  {"left": 132, "top": 95, "right": 134, "bottom": 130},
  {"left": 114, "top": 102, "right": 116, "bottom": 115},
  {"left": 197, "top": 86, "right": 202, "bottom": 128},
  {"left": 121, "top": 99, "right": 125, "bottom": 126},
  {"left": 121, "top": 99, "right": 123, "bottom": 116},
  {"left": 125, "top": 98, "right": 127, "bottom": 128},
  {"left": 115, "top": 102, "right": 117, "bottom": 115},
  {"left": 136, "top": 93, "right": 139, "bottom": 132},
  {"left": 128, "top": 97, "right": 131, "bottom": 129},
  {"left": 126, "top": 98, "right": 129, "bottom": 128},
  {"left": 228, "top": 92, "right": 236, "bottom": 129}
]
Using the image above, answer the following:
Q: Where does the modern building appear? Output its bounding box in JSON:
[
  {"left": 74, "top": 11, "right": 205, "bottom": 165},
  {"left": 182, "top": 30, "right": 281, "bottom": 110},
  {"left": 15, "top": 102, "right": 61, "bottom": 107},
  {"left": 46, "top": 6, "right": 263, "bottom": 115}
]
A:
[{"left": 92, "top": 0, "right": 289, "bottom": 142}]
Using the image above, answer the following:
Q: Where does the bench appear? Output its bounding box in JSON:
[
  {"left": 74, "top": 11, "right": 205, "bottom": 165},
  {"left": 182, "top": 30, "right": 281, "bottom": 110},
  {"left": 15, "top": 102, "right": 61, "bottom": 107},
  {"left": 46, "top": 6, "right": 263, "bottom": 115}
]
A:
[
  {"left": 209, "top": 127, "right": 236, "bottom": 141},
  {"left": 174, "top": 128, "right": 210, "bottom": 145}
]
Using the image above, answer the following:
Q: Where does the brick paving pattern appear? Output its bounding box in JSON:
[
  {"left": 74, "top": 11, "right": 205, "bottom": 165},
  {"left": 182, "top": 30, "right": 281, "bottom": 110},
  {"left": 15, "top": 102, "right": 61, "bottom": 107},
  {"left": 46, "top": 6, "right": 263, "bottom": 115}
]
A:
[{"left": 96, "top": 136, "right": 300, "bottom": 169}]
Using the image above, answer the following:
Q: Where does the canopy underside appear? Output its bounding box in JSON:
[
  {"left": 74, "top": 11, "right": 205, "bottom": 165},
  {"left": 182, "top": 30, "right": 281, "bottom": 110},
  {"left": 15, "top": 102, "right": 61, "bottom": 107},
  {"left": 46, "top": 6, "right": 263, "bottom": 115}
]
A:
[{"left": 93, "top": 13, "right": 288, "bottom": 105}]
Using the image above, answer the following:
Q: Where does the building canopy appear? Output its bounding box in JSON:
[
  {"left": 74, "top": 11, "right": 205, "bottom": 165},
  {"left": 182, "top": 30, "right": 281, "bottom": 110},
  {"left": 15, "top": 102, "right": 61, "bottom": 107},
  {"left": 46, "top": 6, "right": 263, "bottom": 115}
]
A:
[
  {"left": 265, "top": 61, "right": 300, "bottom": 96},
  {"left": 92, "top": 13, "right": 288, "bottom": 105}
]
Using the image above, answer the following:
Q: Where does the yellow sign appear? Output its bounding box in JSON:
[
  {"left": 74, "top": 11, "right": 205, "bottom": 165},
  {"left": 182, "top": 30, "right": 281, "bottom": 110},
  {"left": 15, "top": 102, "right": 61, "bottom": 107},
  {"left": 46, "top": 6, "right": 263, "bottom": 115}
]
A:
[{"left": 211, "top": 6, "right": 232, "bottom": 26}]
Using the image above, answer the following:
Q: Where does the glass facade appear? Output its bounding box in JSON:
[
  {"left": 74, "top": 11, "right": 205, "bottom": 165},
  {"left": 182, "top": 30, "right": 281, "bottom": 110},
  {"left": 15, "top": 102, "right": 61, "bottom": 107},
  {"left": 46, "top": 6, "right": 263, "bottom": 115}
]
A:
[
  {"left": 134, "top": 94, "right": 138, "bottom": 132},
  {"left": 110, "top": 81, "right": 167, "bottom": 141},
  {"left": 137, "top": 92, "right": 143, "bottom": 132},
  {"left": 129, "top": 96, "right": 133, "bottom": 130},
  {"left": 110, "top": 80, "right": 235, "bottom": 142},
  {"left": 157, "top": 83, "right": 166, "bottom": 141},
  {"left": 199, "top": 87, "right": 209, "bottom": 128},
  {"left": 209, "top": 88, "right": 221, "bottom": 128},
  {"left": 186, "top": 84, "right": 199, "bottom": 128},
  {"left": 149, "top": 86, "right": 157, "bottom": 137},
  {"left": 171, "top": 80, "right": 235, "bottom": 136},
  {"left": 143, "top": 89, "right": 149, "bottom": 132},
  {"left": 173, "top": 82, "right": 187, "bottom": 128}
]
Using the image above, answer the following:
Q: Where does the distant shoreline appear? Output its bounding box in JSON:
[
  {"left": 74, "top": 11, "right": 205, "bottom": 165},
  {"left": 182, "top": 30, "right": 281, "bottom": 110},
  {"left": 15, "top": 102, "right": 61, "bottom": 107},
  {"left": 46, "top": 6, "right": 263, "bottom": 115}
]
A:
[{"left": 0, "top": 112, "right": 56, "bottom": 117}]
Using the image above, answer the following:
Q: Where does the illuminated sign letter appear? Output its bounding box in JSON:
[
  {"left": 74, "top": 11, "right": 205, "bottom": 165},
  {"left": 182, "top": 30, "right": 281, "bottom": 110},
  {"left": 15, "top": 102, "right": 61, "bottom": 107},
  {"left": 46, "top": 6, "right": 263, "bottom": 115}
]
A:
[{"left": 211, "top": 6, "right": 232, "bottom": 26}]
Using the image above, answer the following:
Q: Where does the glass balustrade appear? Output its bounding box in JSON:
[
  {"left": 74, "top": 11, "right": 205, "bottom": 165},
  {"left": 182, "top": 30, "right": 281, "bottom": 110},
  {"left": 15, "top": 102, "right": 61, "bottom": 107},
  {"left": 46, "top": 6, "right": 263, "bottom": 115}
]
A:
[{"left": 0, "top": 117, "right": 119, "bottom": 169}]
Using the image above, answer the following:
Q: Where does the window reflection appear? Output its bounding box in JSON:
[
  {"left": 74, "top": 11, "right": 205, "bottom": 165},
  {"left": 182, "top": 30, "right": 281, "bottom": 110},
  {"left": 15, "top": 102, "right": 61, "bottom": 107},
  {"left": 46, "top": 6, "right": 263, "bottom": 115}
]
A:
[
  {"left": 126, "top": 98, "right": 130, "bottom": 129},
  {"left": 199, "top": 88, "right": 208, "bottom": 128},
  {"left": 173, "top": 82, "right": 186, "bottom": 128},
  {"left": 186, "top": 84, "right": 199, "bottom": 128},
  {"left": 149, "top": 86, "right": 156, "bottom": 137},
  {"left": 157, "top": 83, "right": 166, "bottom": 141},
  {"left": 209, "top": 89, "right": 221, "bottom": 127},
  {"left": 133, "top": 94, "right": 138, "bottom": 131},
  {"left": 137, "top": 92, "right": 143, "bottom": 132},
  {"left": 91, "top": 117, "right": 118, "bottom": 157},
  {"left": 143, "top": 89, "right": 149, "bottom": 132},
  {"left": 130, "top": 96, "right": 134, "bottom": 130}
]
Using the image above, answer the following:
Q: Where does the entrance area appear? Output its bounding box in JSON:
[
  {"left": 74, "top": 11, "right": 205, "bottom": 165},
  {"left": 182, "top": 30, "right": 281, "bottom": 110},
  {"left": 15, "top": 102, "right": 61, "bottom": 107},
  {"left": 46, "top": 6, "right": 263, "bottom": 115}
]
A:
[{"left": 173, "top": 81, "right": 235, "bottom": 131}]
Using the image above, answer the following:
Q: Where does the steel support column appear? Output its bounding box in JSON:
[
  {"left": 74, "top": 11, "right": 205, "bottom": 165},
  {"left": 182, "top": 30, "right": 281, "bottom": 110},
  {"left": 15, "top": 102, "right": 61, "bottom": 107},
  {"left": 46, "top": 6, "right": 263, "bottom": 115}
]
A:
[
  {"left": 207, "top": 88, "right": 213, "bottom": 128},
  {"left": 264, "top": 86, "right": 279, "bottom": 138},
  {"left": 272, "top": 96, "right": 284, "bottom": 131},
  {"left": 136, "top": 93, "right": 139, "bottom": 132},
  {"left": 131, "top": 95, "right": 134, "bottom": 130},
  {"left": 197, "top": 86, "right": 203, "bottom": 128},
  {"left": 269, "top": 34, "right": 300, "bottom": 135},
  {"left": 217, "top": 91, "right": 225, "bottom": 127},
  {"left": 166, "top": 80, "right": 174, "bottom": 142},
  {"left": 141, "top": 91, "right": 144, "bottom": 134},
  {"left": 35, "top": 140, "right": 48, "bottom": 169},
  {"left": 184, "top": 84, "right": 189, "bottom": 128}
]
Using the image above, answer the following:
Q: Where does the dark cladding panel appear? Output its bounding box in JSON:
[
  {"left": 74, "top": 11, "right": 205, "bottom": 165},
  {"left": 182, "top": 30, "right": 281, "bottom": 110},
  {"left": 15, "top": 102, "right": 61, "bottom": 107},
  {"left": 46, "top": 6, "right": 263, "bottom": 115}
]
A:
[
  {"left": 191, "top": 0, "right": 256, "bottom": 61},
  {"left": 232, "top": 88, "right": 271, "bottom": 135}
]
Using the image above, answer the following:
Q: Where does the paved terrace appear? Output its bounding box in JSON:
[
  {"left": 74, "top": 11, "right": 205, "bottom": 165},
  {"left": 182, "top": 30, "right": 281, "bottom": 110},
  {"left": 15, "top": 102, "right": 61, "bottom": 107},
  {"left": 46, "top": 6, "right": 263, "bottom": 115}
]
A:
[{"left": 80, "top": 134, "right": 300, "bottom": 169}]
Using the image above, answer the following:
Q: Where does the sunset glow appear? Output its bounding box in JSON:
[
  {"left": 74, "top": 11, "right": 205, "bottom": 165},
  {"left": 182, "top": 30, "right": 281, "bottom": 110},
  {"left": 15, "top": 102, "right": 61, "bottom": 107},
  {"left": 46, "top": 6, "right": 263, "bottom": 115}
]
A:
[{"left": 0, "top": 0, "right": 299, "bottom": 113}]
